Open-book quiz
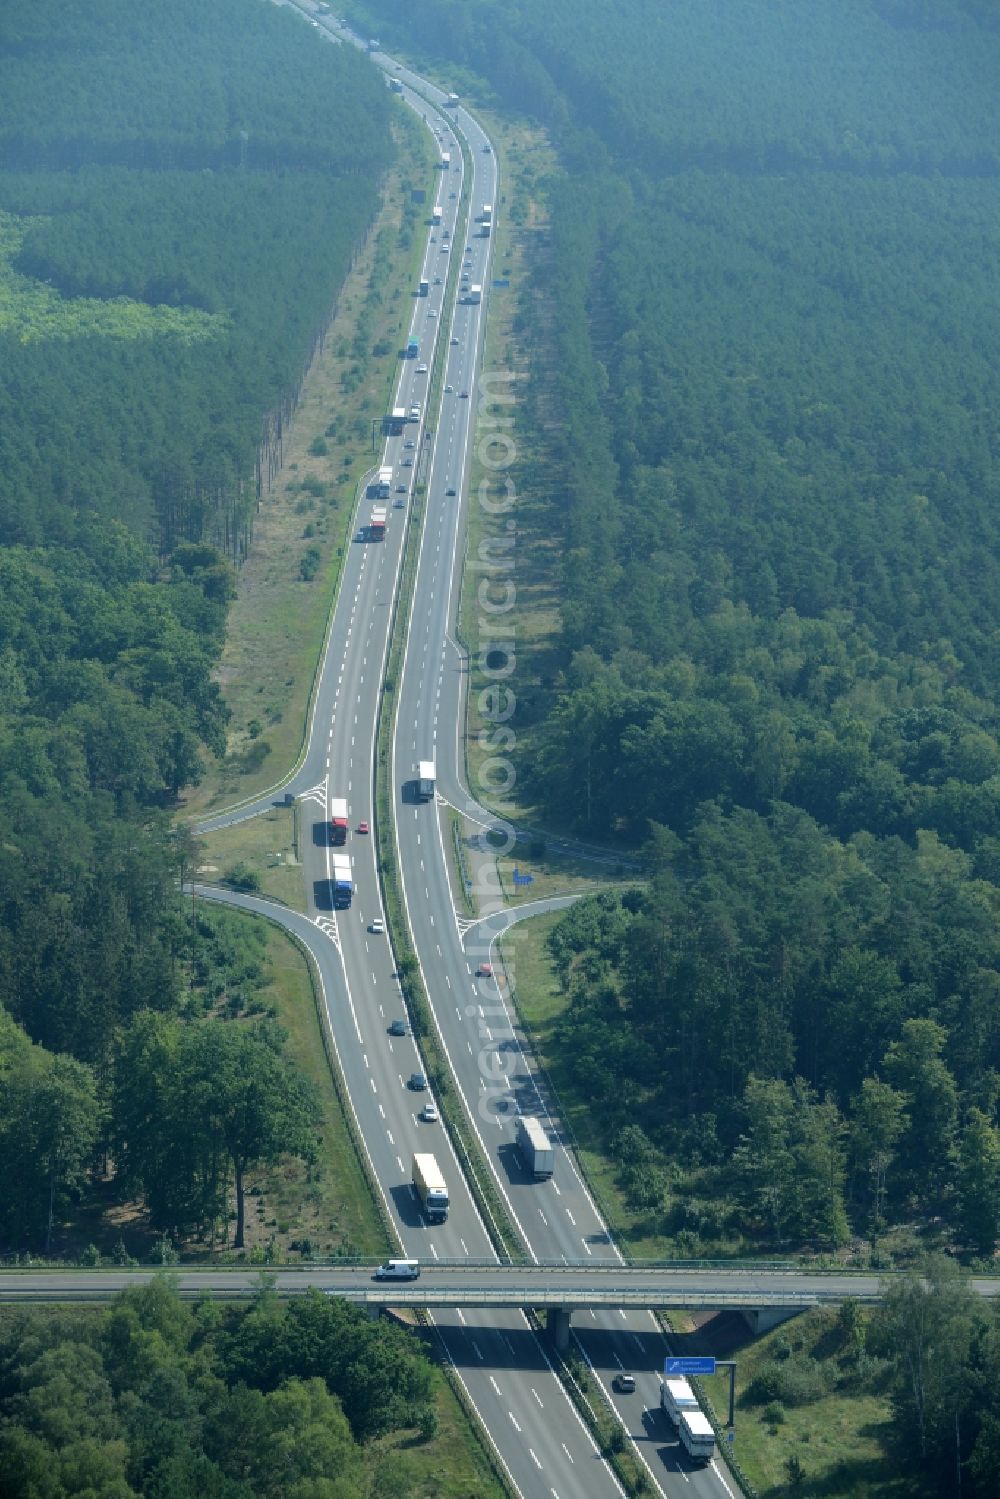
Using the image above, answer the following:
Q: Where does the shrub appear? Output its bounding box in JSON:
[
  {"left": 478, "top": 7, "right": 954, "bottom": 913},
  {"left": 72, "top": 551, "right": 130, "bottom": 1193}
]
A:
[
  {"left": 308, "top": 435, "right": 328, "bottom": 456},
  {"left": 745, "top": 1354, "right": 829, "bottom": 1407}
]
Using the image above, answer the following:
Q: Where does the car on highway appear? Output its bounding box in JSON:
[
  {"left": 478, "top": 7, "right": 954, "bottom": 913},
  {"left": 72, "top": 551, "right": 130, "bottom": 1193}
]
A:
[
  {"left": 369, "top": 917, "right": 385, "bottom": 935},
  {"left": 420, "top": 1100, "right": 439, "bottom": 1123},
  {"left": 440, "top": 245, "right": 449, "bottom": 253},
  {"left": 389, "top": 1018, "right": 408, "bottom": 1036},
  {"left": 404, "top": 439, "right": 416, "bottom": 449},
  {"left": 444, "top": 384, "right": 454, "bottom": 393},
  {"left": 446, "top": 487, "right": 457, "bottom": 497},
  {"left": 395, "top": 484, "right": 407, "bottom": 493},
  {"left": 613, "top": 1373, "right": 636, "bottom": 1394},
  {"left": 427, "top": 309, "right": 437, "bottom": 318},
  {"left": 416, "top": 363, "right": 428, "bottom": 373},
  {"left": 401, "top": 457, "right": 413, "bottom": 466},
  {"left": 357, "top": 820, "right": 369, "bottom": 834},
  {"left": 434, "top": 275, "right": 443, "bottom": 283},
  {"left": 409, "top": 1071, "right": 428, "bottom": 1091},
  {"left": 483, "top": 143, "right": 492, "bottom": 153},
  {"left": 450, "top": 337, "right": 459, "bottom": 345},
  {"left": 476, "top": 962, "right": 493, "bottom": 978},
  {"left": 460, "top": 390, "right": 469, "bottom": 398},
  {"left": 373, "top": 1259, "right": 420, "bottom": 1280}
]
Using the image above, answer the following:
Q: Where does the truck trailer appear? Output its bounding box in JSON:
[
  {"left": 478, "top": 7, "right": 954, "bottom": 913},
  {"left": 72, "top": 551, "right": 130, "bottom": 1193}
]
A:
[
  {"left": 329, "top": 797, "right": 348, "bottom": 845},
  {"left": 440, "top": 151, "right": 450, "bottom": 169},
  {"left": 660, "top": 1379, "right": 715, "bottom": 1464},
  {"left": 331, "top": 854, "right": 353, "bottom": 908},
  {"left": 369, "top": 508, "right": 387, "bottom": 541},
  {"left": 430, "top": 205, "right": 443, "bottom": 225},
  {"left": 418, "top": 278, "right": 429, "bottom": 297},
  {"left": 417, "top": 761, "right": 436, "bottom": 801},
  {"left": 515, "top": 1115, "right": 555, "bottom": 1178},
  {"left": 466, "top": 284, "right": 482, "bottom": 305},
  {"left": 412, "top": 1153, "right": 449, "bottom": 1222}
]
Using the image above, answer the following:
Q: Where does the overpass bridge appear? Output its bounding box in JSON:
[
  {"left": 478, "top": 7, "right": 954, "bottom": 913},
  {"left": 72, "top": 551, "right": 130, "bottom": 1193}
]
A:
[{"left": 4, "top": 1261, "right": 999, "bottom": 1342}]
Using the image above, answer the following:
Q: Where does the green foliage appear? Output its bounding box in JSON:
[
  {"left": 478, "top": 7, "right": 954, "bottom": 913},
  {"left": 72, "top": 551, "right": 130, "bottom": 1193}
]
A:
[
  {"left": 225, "top": 1288, "right": 434, "bottom": 1441},
  {"left": 0, "top": 1280, "right": 435, "bottom": 1497},
  {"left": 0, "top": 1010, "right": 100, "bottom": 1252},
  {"left": 0, "top": 0, "right": 392, "bottom": 1258},
  {"left": 396, "top": 0, "right": 1000, "bottom": 1275},
  {"left": 745, "top": 1353, "right": 831, "bottom": 1408},
  {"left": 113, "top": 1013, "right": 318, "bottom": 1247},
  {"left": 871, "top": 1255, "right": 997, "bottom": 1493}
]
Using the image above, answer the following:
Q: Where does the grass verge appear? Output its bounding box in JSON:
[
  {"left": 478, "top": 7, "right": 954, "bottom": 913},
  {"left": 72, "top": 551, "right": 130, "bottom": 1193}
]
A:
[
  {"left": 196, "top": 805, "right": 305, "bottom": 912},
  {"left": 370, "top": 1352, "right": 513, "bottom": 1498},
  {"left": 241, "top": 920, "right": 389, "bottom": 1262},
  {"left": 662, "top": 1305, "right": 904, "bottom": 1499}
]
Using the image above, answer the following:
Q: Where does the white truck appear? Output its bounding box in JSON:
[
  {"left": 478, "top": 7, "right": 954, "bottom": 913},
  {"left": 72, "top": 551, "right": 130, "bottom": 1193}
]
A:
[
  {"left": 412, "top": 1153, "right": 449, "bottom": 1222},
  {"left": 329, "top": 796, "right": 348, "bottom": 845},
  {"left": 515, "top": 1116, "right": 555, "bottom": 1178},
  {"left": 368, "top": 466, "right": 392, "bottom": 499},
  {"left": 660, "top": 1379, "right": 716, "bottom": 1464},
  {"left": 430, "top": 205, "right": 443, "bottom": 226},
  {"left": 417, "top": 760, "right": 436, "bottom": 801},
  {"left": 440, "top": 151, "right": 450, "bottom": 169},
  {"left": 331, "top": 853, "right": 353, "bottom": 909},
  {"left": 466, "top": 284, "right": 482, "bottom": 305}
]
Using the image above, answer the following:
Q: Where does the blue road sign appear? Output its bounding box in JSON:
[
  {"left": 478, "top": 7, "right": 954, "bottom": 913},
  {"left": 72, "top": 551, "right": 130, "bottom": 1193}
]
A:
[
  {"left": 727, "top": 1431, "right": 735, "bottom": 1443},
  {"left": 664, "top": 1356, "right": 717, "bottom": 1377}
]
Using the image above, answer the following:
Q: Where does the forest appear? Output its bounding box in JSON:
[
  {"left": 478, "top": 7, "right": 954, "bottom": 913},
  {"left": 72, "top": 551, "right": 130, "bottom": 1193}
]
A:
[
  {"left": 0, "top": 1278, "right": 437, "bottom": 1498},
  {"left": 0, "top": 0, "right": 393, "bottom": 1257},
  {"left": 366, "top": 0, "right": 1000, "bottom": 1437}
]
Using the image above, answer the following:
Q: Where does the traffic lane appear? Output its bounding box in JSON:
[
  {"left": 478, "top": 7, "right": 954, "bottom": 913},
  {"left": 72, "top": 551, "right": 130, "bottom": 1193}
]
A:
[
  {"left": 398, "top": 844, "right": 600, "bottom": 1265},
  {"left": 573, "top": 1314, "right": 733, "bottom": 1496},
  {"left": 194, "top": 535, "right": 375, "bottom": 834},
  {"left": 434, "top": 1310, "right": 624, "bottom": 1498},
  {"left": 431, "top": 875, "right": 609, "bottom": 1253}
]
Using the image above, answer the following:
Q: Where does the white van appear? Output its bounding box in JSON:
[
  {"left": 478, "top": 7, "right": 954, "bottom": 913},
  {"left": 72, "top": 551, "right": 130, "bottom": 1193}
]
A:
[{"left": 373, "top": 1259, "right": 420, "bottom": 1280}]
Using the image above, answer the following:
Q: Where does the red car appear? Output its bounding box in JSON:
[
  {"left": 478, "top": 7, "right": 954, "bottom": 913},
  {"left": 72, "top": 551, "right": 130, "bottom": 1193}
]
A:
[
  {"left": 476, "top": 963, "right": 493, "bottom": 978},
  {"left": 357, "top": 820, "right": 370, "bottom": 834}
]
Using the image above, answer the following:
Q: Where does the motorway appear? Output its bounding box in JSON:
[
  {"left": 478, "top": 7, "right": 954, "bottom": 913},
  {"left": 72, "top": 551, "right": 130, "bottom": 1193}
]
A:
[
  {"left": 9, "top": 12, "right": 990, "bottom": 1496},
  {"left": 201, "top": 12, "right": 746, "bottom": 1497},
  {"left": 35, "top": 11, "right": 727, "bottom": 1498},
  {"left": 199, "top": 15, "right": 630, "bottom": 1497}
]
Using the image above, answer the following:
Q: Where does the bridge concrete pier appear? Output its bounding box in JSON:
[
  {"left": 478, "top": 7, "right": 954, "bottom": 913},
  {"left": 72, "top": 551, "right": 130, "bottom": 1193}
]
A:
[
  {"left": 547, "top": 1307, "right": 572, "bottom": 1350},
  {"left": 741, "top": 1306, "right": 803, "bottom": 1335}
]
